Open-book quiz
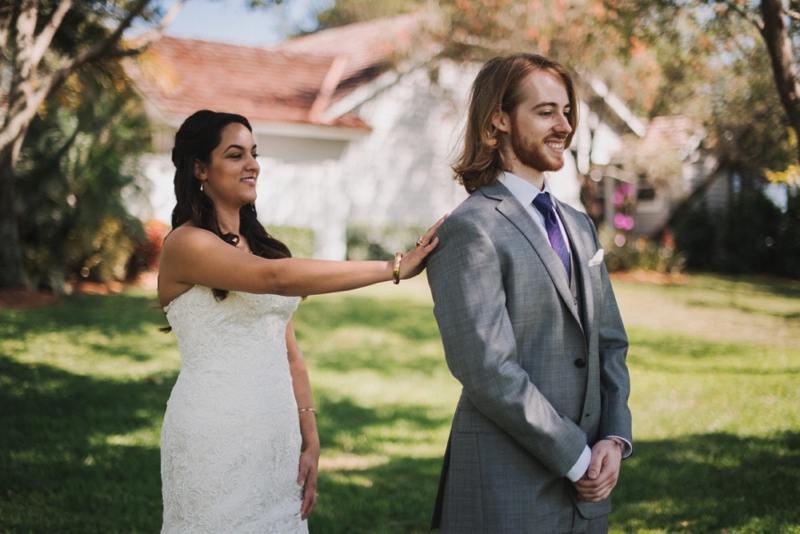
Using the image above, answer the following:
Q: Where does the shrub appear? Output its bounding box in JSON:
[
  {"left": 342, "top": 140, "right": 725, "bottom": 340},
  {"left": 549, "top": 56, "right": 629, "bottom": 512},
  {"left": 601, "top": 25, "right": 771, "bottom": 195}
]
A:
[
  {"left": 672, "top": 185, "right": 800, "bottom": 279},
  {"left": 268, "top": 226, "right": 315, "bottom": 259},
  {"left": 599, "top": 225, "right": 686, "bottom": 274},
  {"left": 15, "top": 61, "right": 151, "bottom": 289},
  {"left": 672, "top": 200, "right": 719, "bottom": 271},
  {"left": 346, "top": 225, "right": 427, "bottom": 261}
]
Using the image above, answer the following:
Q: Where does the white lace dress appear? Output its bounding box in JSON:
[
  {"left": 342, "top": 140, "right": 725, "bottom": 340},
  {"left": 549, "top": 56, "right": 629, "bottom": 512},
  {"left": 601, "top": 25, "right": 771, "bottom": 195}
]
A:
[{"left": 161, "top": 286, "right": 307, "bottom": 533}]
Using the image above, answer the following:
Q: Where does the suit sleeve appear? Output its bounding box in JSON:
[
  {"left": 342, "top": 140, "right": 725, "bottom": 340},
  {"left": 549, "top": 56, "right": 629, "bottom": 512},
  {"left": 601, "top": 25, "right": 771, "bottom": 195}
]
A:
[
  {"left": 584, "top": 214, "right": 633, "bottom": 444},
  {"left": 427, "top": 214, "right": 588, "bottom": 477}
]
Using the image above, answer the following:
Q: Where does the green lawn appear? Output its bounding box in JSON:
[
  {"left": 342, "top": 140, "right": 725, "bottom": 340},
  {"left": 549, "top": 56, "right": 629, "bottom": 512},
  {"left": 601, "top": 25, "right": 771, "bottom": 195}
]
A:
[{"left": 1, "top": 274, "right": 799, "bottom": 533}]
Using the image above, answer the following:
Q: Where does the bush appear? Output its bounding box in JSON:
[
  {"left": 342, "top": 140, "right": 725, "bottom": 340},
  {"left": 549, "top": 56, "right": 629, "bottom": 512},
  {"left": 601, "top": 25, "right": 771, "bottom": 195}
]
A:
[
  {"left": 346, "top": 225, "right": 427, "bottom": 261},
  {"left": 15, "top": 61, "right": 151, "bottom": 289},
  {"left": 672, "top": 186, "right": 800, "bottom": 279},
  {"left": 268, "top": 226, "right": 315, "bottom": 259},
  {"left": 775, "top": 188, "right": 800, "bottom": 278},
  {"left": 672, "top": 200, "right": 719, "bottom": 271},
  {"left": 599, "top": 225, "right": 686, "bottom": 274}
]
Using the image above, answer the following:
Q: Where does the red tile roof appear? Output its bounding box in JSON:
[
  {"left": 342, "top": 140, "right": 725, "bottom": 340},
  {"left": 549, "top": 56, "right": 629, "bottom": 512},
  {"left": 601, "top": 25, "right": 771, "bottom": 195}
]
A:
[
  {"left": 272, "top": 14, "right": 418, "bottom": 98},
  {"left": 127, "top": 36, "right": 371, "bottom": 129},
  {"left": 640, "top": 116, "right": 696, "bottom": 153}
]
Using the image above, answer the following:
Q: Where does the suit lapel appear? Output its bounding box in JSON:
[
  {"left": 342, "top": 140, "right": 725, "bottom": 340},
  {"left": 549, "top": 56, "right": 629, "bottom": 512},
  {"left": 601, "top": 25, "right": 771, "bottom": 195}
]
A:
[
  {"left": 483, "top": 183, "right": 582, "bottom": 330},
  {"left": 555, "top": 201, "right": 595, "bottom": 345}
]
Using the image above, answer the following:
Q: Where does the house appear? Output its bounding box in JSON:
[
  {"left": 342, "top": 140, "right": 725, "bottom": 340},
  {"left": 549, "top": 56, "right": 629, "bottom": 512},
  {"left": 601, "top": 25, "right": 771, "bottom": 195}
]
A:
[
  {"left": 127, "top": 15, "right": 659, "bottom": 259},
  {"left": 586, "top": 114, "right": 721, "bottom": 238}
]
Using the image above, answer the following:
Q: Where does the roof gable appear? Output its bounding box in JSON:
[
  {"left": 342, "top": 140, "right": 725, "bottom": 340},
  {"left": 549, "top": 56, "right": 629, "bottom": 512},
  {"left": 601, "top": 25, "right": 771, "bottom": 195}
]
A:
[{"left": 127, "top": 36, "right": 370, "bottom": 130}]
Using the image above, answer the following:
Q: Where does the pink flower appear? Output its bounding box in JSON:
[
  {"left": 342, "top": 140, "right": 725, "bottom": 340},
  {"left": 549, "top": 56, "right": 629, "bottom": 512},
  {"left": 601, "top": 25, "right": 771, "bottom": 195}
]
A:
[{"left": 614, "top": 213, "right": 635, "bottom": 230}]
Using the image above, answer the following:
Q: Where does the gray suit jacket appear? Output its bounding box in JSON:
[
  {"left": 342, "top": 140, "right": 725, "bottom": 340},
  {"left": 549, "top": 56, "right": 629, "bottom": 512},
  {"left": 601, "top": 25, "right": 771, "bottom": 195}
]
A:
[{"left": 427, "top": 181, "right": 631, "bottom": 533}]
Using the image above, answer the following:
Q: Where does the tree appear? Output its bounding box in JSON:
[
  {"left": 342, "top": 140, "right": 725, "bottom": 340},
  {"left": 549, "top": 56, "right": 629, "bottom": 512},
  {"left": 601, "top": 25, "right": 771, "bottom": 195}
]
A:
[
  {"left": 314, "top": 0, "right": 423, "bottom": 29},
  {"left": 15, "top": 59, "right": 152, "bottom": 289},
  {"left": 609, "top": 0, "right": 800, "bottom": 164},
  {"left": 0, "top": 0, "right": 181, "bottom": 289}
]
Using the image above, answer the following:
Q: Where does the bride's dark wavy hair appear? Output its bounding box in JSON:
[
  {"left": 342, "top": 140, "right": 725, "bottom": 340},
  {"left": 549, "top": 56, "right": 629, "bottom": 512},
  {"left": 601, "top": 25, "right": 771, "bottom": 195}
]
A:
[{"left": 171, "top": 110, "right": 291, "bottom": 301}]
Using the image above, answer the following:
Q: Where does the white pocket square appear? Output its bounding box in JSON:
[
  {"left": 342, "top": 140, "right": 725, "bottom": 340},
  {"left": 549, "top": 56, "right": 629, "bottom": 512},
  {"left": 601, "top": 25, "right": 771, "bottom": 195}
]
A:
[{"left": 588, "top": 249, "right": 605, "bottom": 267}]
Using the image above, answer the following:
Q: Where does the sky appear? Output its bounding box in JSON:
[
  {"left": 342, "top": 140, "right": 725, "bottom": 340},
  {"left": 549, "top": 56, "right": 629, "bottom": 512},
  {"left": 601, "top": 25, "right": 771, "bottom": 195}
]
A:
[{"left": 153, "top": 0, "right": 334, "bottom": 47}]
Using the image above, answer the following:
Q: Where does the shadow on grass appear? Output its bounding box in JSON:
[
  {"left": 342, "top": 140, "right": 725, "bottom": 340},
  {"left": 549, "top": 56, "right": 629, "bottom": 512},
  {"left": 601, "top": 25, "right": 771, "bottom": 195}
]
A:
[
  {"left": 627, "top": 330, "right": 800, "bottom": 375},
  {"left": 0, "top": 293, "right": 167, "bottom": 340},
  {"left": 684, "top": 298, "right": 800, "bottom": 322},
  {"left": 294, "top": 296, "right": 444, "bottom": 376},
  {"left": 664, "top": 274, "right": 800, "bottom": 300},
  {"left": 315, "top": 395, "right": 452, "bottom": 453},
  {"left": 295, "top": 296, "right": 440, "bottom": 342},
  {"left": 612, "top": 432, "right": 800, "bottom": 533},
  {"left": 307, "top": 342, "right": 445, "bottom": 376},
  {"left": 310, "top": 455, "right": 442, "bottom": 534},
  {"left": 4, "top": 349, "right": 799, "bottom": 534},
  {"left": 311, "top": 432, "right": 800, "bottom": 534},
  {"left": 0, "top": 355, "right": 175, "bottom": 534}
]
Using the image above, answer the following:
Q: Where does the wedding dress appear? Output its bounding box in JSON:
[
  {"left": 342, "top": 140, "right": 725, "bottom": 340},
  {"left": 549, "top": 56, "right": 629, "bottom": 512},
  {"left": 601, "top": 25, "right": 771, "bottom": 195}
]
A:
[{"left": 161, "top": 285, "right": 307, "bottom": 533}]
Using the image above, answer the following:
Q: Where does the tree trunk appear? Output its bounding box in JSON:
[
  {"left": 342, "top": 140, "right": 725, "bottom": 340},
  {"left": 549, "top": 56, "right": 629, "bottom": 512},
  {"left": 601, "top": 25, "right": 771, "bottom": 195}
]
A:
[
  {"left": 0, "top": 142, "right": 26, "bottom": 288},
  {"left": 760, "top": 0, "right": 800, "bottom": 163}
]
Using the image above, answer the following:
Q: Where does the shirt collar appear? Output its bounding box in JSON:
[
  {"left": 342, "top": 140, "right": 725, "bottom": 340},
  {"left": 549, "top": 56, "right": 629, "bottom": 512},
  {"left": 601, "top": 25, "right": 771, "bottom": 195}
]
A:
[{"left": 500, "top": 171, "right": 553, "bottom": 206}]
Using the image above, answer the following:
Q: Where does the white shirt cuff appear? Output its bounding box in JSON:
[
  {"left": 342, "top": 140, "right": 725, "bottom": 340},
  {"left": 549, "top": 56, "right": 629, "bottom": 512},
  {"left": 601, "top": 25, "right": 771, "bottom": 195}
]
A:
[
  {"left": 606, "top": 435, "right": 633, "bottom": 458},
  {"left": 565, "top": 445, "right": 592, "bottom": 482}
]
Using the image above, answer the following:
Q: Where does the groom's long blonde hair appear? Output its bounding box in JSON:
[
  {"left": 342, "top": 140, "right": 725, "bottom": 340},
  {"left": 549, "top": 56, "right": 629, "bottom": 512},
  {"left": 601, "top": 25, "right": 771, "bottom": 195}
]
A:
[{"left": 453, "top": 54, "right": 579, "bottom": 194}]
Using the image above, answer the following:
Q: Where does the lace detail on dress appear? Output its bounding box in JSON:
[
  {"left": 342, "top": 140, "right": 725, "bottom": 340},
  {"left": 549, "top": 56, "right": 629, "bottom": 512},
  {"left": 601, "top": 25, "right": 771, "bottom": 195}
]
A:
[{"left": 161, "top": 286, "right": 306, "bottom": 533}]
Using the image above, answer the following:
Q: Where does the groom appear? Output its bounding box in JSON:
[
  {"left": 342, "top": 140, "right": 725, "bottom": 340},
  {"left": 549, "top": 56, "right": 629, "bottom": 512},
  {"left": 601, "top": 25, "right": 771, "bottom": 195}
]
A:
[{"left": 426, "top": 54, "right": 632, "bottom": 533}]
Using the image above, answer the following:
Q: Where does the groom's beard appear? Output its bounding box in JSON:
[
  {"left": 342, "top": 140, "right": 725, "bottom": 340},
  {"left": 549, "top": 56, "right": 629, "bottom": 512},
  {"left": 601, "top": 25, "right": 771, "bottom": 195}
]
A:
[{"left": 509, "top": 117, "right": 567, "bottom": 173}]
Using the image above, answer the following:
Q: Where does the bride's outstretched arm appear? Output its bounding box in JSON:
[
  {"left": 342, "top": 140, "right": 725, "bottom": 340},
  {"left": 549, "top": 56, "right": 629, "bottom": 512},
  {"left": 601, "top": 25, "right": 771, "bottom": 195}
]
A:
[
  {"left": 158, "top": 216, "right": 444, "bottom": 299},
  {"left": 286, "top": 318, "right": 319, "bottom": 520}
]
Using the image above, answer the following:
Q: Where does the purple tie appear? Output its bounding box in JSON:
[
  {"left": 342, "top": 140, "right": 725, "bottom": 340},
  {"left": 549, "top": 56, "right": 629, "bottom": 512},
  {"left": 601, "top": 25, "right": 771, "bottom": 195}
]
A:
[{"left": 533, "top": 192, "right": 571, "bottom": 282}]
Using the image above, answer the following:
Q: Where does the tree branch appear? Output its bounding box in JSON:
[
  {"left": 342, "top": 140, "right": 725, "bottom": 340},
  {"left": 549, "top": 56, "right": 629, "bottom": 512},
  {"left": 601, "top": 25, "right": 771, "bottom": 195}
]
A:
[
  {"left": 760, "top": 0, "right": 800, "bottom": 163},
  {"left": 0, "top": 81, "right": 49, "bottom": 149},
  {"left": 0, "top": 0, "right": 154, "bottom": 151},
  {"left": 0, "top": 4, "right": 11, "bottom": 57},
  {"left": 125, "top": 0, "right": 186, "bottom": 50},
  {"left": 724, "top": 0, "right": 765, "bottom": 32},
  {"left": 13, "top": 0, "right": 38, "bottom": 80},
  {"left": 31, "top": 0, "right": 72, "bottom": 68},
  {"left": 44, "top": 0, "right": 151, "bottom": 99},
  {"left": 784, "top": 8, "right": 800, "bottom": 21}
]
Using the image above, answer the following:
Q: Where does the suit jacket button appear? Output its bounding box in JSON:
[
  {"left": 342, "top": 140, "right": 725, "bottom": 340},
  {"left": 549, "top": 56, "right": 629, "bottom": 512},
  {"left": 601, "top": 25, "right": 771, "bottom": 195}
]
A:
[{"left": 574, "top": 358, "right": 586, "bottom": 368}]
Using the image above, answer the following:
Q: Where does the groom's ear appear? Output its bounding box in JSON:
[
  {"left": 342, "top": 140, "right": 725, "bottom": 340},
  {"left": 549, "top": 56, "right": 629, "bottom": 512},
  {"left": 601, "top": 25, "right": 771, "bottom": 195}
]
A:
[{"left": 491, "top": 108, "right": 511, "bottom": 134}]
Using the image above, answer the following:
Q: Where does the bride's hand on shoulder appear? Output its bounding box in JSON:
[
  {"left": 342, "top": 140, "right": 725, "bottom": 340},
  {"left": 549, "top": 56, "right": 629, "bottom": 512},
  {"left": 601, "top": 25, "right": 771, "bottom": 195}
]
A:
[{"left": 399, "top": 215, "right": 447, "bottom": 280}]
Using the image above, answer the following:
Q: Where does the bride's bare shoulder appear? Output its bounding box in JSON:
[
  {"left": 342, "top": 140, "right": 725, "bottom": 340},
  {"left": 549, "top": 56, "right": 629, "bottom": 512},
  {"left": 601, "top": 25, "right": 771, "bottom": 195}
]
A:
[{"left": 163, "top": 224, "right": 217, "bottom": 251}]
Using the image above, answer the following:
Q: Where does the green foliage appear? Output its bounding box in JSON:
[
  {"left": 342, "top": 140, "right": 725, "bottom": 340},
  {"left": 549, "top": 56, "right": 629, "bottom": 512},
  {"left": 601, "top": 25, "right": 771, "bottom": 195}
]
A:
[
  {"left": 346, "top": 224, "right": 426, "bottom": 261},
  {"left": 15, "top": 62, "right": 151, "bottom": 287},
  {"left": 775, "top": 188, "right": 800, "bottom": 277},
  {"left": 704, "top": 39, "right": 796, "bottom": 174},
  {"left": 268, "top": 225, "right": 316, "bottom": 259},
  {"left": 314, "top": 0, "right": 423, "bottom": 29},
  {"left": 600, "top": 226, "right": 686, "bottom": 274},
  {"left": 610, "top": 0, "right": 796, "bottom": 172},
  {"left": 673, "top": 184, "right": 800, "bottom": 278},
  {"left": 673, "top": 200, "right": 719, "bottom": 270},
  {"left": 2, "top": 276, "right": 800, "bottom": 532}
]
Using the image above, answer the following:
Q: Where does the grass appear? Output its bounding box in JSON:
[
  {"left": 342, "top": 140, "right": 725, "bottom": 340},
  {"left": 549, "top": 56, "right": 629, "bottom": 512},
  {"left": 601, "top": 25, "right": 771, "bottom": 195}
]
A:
[{"left": 1, "top": 274, "right": 799, "bottom": 533}]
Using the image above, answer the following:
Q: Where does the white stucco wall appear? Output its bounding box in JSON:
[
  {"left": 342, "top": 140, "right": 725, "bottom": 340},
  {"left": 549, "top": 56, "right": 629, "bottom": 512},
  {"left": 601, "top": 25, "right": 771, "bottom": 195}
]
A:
[{"left": 339, "top": 65, "right": 470, "bottom": 229}]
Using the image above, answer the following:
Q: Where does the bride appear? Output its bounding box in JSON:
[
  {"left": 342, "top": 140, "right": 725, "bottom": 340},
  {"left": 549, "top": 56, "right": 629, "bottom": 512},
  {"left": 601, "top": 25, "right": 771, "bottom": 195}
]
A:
[{"left": 157, "top": 110, "right": 442, "bottom": 533}]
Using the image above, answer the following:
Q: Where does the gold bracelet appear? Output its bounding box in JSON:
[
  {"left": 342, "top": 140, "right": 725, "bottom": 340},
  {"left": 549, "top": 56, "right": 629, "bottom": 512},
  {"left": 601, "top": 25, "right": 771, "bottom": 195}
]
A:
[
  {"left": 392, "top": 252, "right": 402, "bottom": 284},
  {"left": 298, "top": 408, "right": 316, "bottom": 416}
]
